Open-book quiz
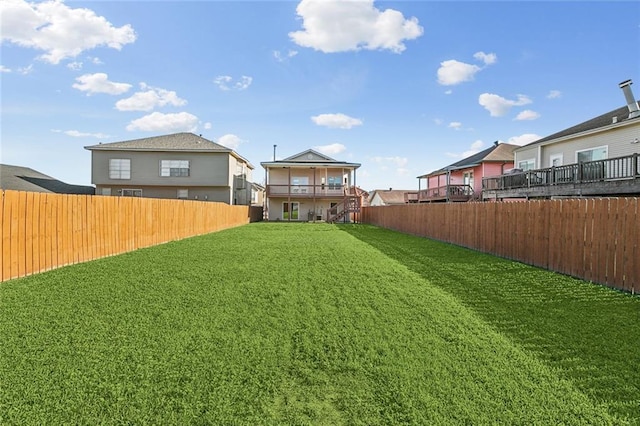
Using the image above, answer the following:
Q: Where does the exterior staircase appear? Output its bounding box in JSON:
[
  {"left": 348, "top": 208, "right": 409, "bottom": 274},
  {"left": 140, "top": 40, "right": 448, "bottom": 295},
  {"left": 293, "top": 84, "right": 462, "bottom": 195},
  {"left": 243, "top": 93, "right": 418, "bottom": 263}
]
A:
[{"left": 326, "top": 187, "right": 365, "bottom": 223}]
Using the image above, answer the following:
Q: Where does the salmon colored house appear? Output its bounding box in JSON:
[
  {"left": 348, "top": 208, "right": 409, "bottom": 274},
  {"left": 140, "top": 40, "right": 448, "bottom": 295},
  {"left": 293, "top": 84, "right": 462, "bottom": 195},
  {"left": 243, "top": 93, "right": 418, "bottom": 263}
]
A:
[{"left": 414, "top": 142, "right": 518, "bottom": 202}]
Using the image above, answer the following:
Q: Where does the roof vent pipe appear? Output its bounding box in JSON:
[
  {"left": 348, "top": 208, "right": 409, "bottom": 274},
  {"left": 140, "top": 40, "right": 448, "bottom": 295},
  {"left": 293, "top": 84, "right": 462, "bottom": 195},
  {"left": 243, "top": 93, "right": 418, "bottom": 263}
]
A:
[{"left": 619, "top": 79, "right": 640, "bottom": 119}]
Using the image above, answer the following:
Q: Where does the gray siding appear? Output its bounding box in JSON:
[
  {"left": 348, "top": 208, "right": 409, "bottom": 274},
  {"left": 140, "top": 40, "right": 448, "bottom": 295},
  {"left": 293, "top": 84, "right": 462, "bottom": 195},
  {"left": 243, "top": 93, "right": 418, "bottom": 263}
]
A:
[
  {"left": 515, "top": 120, "right": 640, "bottom": 168},
  {"left": 91, "top": 150, "right": 231, "bottom": 186}
]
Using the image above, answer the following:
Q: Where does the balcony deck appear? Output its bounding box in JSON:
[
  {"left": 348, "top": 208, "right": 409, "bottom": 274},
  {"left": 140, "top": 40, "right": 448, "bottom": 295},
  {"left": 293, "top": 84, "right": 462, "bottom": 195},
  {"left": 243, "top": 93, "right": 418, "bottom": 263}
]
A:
[
  {"left": 482, "top": 153, "right": 640, "bottom": 199},
  {"left": 266, "top": 184, "right": 348, "bottom": 198},
  {"left": 406, "top": 184, "right": 474, "bottom": 203}
]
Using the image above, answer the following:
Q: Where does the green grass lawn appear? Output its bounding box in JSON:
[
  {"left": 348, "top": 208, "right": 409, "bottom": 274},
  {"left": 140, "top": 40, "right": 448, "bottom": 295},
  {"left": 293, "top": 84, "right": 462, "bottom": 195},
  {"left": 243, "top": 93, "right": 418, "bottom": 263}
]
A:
[{"left": 1, "top": 222, "right": 638, "bottom": 425}]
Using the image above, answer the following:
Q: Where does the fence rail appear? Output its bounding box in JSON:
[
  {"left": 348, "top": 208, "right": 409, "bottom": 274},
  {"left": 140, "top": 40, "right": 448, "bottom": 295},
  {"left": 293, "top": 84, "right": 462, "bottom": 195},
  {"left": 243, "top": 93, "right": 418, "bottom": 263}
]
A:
[
  {"left": 1, "top": 190, "right": 261, "bottom": 282},
  {"left": 362, "top": 198, "right": 639, "bottom": 293}
]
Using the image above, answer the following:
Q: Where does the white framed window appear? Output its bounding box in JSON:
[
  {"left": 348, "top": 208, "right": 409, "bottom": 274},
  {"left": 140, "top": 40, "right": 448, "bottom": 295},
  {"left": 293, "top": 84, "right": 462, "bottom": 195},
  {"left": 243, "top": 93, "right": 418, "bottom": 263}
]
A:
[
  {"left": 109, "top": 159, "right": 131, "bottom": 179},
  {"left": 160, "top": 160, "right": 190, "bottom": 177},
  {"left": 122, "top": 189, "right": 142, "bottom": 197},
  {"left": 251, "top": 189, "right": 259, "bottom": 203},
  {"left": 550, "top": 154, "right": 563, "bottom": 167},
  {"left": 463, "top": 171, "right": 474, "bottom": 189},
  {"left": 328, "top": 176, "right": 342, "bottom": 190},
  {"left": 518, "top": 158, "right": 535, "bottom": 171},
  {"left": 101, "top": 188, "right": 112, "bottom": 196},
  {"left": 177, "top": 189, "right": 188, "bottom": 199},
  {"left": 576, "top": 146, "right": 607, "bottom": 163}
]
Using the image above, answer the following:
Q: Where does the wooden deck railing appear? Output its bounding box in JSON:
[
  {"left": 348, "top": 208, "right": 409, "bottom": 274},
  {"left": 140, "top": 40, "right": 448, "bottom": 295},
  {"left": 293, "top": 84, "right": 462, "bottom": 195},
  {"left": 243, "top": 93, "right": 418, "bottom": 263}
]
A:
[
  {"left": 266, "top": 184, "right": 346, "bottom": 197},
  {"left": 482, "top": 153, "right": 640, "bottom": 192},
  {"left": 414, "top": 184, "right": 474, "bottom": 202}
]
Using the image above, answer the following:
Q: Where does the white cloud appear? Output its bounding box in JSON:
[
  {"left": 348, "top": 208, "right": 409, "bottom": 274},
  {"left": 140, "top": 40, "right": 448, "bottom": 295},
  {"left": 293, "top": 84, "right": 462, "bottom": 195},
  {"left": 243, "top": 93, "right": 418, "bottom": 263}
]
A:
[
  {"left": 437, "top": 60, "right": 481, "bottom": 86},
  {"left": 515, "top": 109, "right": 540, "bottom": 121},
  {"left": 433, "top": 118, "right": 443, "bottom": 125},
  {"left": 289, "top": 0, "right": 423, "bottom": 54},
  {"left": 67, "top": 61, "right": 82, "bottom": 71},
  {"left": 448, "top": 122, "right": 462, "bottom": 130},
  {"left": 126, "top": 112, "right": 198, "bottom": 132},
  {"left": 89, "top": 56, "right": 103, "bottom": 65},
  {"left": 18, "top": 64, "right": 33, "bottom": 75},
  {"left": 59, "top": 129, "right": 110, "bottom": 138},
  {"left": 0, "top": 65, "right": 11, "bottom": 73},
  {"left": 311, "top": 113, "right": 363, "bottom": 129},
  {"left": 0, "top": 0, "right": 136, "bottom": 64},
  {"left": 115, "top": 83, "right": 187, "bottom": 111},
  {"left": 437, "top": 51, "right": 497, "bottom": 86},
  {"left": 73, "top": 73, "right": 131, "bottom": 95},
  {"left": 473, "top": 51, "right": 497, "bottom": 65},
  {"left": 314, "top": 143, "right": 346, "bottom": 155},
  {"left": 478, "top": 93, "right": 532, "bottom": 117},
  {"left": 371, "top": 156, "right": 408, "bottom": 168},
  {"left": 213, "top": 75, "right": 252, "bottom": 91},
  {"left": 547, "top": 90, "right": 562, "bottom": 99},
  {"left": 507, "top": 133, "right": 541, "bottom": 146},
  {"left": 273, "top": 49, "right": 298, "bottom": 62},
  {"left": 446, "top": 140, "right": 485, "bottom": 158},
  {"left": 203, "top": 122, "right": 212, "bottom": 130},
  {"left": 217, "top": 134, "right": 244, "bottom": 150}
]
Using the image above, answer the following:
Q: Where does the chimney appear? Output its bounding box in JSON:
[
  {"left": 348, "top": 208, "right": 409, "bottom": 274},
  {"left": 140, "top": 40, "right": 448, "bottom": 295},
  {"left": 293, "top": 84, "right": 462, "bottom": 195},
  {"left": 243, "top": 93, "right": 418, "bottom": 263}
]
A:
[{"left": 619, "top": 79, "right": 640, "bottom": 119}]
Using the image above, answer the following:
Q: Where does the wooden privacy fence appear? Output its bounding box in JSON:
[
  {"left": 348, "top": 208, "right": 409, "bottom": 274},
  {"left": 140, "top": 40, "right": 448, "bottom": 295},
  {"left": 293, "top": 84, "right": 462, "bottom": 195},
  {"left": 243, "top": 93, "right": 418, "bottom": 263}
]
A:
[
  {"left": 362, "top": 198, "right": 639, "bottom": 294},
  {"left": 1, "top": 190, "right": 260, "bottom": 282}
]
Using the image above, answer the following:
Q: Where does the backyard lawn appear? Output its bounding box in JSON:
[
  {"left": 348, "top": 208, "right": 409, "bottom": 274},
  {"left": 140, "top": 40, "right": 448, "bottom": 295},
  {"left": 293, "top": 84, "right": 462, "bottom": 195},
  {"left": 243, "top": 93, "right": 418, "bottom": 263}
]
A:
[{"left": 0, "top": 222, "right": 638, "bottom": 424}]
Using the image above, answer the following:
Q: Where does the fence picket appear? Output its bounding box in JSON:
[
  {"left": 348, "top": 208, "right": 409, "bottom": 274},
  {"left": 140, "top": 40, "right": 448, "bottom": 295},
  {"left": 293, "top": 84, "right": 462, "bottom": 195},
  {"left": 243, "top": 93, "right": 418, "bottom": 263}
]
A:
[
  {"left": 364, "top": 198, "right": 639, "bottom": 293},
  {"left": 0, "top": 190, "right": 258, "bottom": 283}
]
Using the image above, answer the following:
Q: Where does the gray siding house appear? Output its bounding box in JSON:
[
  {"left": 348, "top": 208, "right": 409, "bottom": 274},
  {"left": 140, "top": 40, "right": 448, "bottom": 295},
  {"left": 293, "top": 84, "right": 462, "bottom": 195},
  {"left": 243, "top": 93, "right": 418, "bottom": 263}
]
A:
[
  {"left": 85, "top": 133, "right": 255, "bottom": 205},
  {"left": 483, "top": 79, "right": 640, "bottom": 199}
]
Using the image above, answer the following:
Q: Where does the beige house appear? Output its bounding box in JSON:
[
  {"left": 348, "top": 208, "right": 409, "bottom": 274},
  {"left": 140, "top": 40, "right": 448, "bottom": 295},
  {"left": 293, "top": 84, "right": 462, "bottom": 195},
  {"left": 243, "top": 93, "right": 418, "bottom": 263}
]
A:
[
  {"left": 85, "top": 132, "right": 255, "bottom": 205},
  {"left": 368, "top": 189, "right": 412, "bottom": 206},
  {"left": 483, "top": 79, "right": 640, "bottom": 199},
  {"left": 260, "top": 149, "right": 361, "bottom": 222}
]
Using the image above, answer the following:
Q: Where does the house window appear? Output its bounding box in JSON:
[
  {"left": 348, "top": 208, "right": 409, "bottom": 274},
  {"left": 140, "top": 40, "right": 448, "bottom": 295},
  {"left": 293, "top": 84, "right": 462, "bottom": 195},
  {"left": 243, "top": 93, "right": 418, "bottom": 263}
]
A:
[
  {"left": 177, "top": 189, "right": 188, "bottom": 199},
  {"left": 518, "top": 159, "right": 535, "bottom": 171},
  {"left": 101, "top": 188, "right": 112, "bottom": 196},
  {"left": 550, "top": 154, "right": 563, "bottom": 167},
  {"left": 576, "top": 146, "right": 607, "bottom": 163},
  {"left": 109, "top": 159, "right": 131, "bottom": 179},
  {"left": 122, "top": 189, "right": 142, "bottom": 197},
  {"left": 251, "top": 189, "right": 259, "bottom": 204},
  {"left": 283, "top": 202, "right": 299, "bottom": 220},
  {"left": 160, "top": 160, "right": 190, "bottom": 177},
  {"left": 328, "top": 176, "right": 342, "bottom": 190},
  {"left": 463, "top": 171, "right": 474, "bottom": 189},
  {"left": 291, "top": 177, "right": 308, "bottom": 193}
]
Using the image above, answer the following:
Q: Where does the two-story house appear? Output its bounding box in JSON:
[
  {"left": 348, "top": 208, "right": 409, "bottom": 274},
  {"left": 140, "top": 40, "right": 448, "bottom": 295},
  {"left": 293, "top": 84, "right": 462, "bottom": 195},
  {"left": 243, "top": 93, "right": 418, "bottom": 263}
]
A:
[
  {"left": 84, "top": 132, "right": 255, "bottom": 205},
  {"left": 413, "top": 142, "right": 518, "bottom": 202},
  {"left": 483, "top": 79, "right": 640, "bottom": 200},
  {"left": 260, "top": 149, "right": 361, "bottom": 222}
]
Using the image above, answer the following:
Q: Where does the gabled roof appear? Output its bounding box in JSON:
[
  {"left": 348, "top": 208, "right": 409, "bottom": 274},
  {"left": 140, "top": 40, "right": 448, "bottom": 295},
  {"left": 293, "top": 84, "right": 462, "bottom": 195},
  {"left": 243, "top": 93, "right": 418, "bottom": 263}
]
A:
[
  {"left": 261, "top": 148, "right": 361, "bottom": 168},
  {"left": 84, "top": 132, "right": 254, "bottom": 168},
  {"left": 518, "top": 101, "right": 640, "bottom": 149},
  {"left": 418, "top": 143, "right": 518, "bottom": 178},
  {"left": 369, "top": 189, "right": 411, "bottom": 205},
  {"left": 0, "top": 164, "right": 95, "bottom": 194}
]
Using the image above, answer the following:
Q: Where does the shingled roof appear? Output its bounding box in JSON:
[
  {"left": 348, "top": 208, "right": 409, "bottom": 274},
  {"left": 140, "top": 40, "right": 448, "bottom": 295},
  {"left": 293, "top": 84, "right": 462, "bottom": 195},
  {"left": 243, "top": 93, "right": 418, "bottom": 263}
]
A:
[
  {"left": 84, "top": 132, "right": 254, "bottom": 168},
  {"left": 84, "top": 132, "right": 229, "bottom": 152},
  {"left": 418, "top": 143, "right": 518, "bottom": 178},
  {"left": 0, "top": 164, "right": 95, "bottom": 194},
  {"left": 519, "top": 101, "right": 640, "bottom": 148}
]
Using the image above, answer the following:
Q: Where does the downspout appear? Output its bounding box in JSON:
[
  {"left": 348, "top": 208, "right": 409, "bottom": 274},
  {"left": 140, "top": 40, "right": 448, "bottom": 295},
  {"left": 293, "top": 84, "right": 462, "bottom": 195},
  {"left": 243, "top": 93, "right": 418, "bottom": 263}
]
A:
[{"left": 446, "top": 169, "right": 451, "bottom": 202}]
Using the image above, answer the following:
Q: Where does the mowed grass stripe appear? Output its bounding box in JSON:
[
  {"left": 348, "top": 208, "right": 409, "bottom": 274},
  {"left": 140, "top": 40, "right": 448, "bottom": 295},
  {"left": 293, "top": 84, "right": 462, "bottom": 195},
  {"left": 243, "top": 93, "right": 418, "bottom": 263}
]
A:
[{"left": 0, "top": 222, "right": 618, "bottom": 424}]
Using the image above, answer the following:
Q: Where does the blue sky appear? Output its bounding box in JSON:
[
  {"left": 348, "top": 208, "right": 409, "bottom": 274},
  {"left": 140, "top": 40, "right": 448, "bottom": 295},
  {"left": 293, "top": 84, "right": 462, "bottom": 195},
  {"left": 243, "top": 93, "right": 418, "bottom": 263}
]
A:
[{"left": 1, "top": 0, "right": 639, "bottom": 191}]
